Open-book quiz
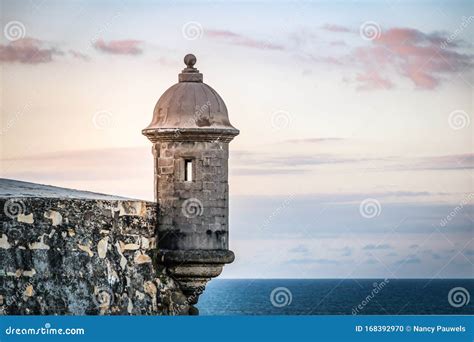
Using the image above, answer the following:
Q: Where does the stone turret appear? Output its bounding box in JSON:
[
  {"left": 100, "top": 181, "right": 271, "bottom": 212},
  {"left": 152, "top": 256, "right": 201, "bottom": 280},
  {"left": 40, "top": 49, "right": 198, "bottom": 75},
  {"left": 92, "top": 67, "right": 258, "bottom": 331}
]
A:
[{"left": 142, "top": 54, "right": 239, "bottom": 311}]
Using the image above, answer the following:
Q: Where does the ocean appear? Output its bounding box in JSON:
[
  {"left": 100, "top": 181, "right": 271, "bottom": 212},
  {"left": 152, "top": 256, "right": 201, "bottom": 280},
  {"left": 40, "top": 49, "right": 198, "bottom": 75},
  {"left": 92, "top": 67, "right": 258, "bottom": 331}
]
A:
[{"left": 197, "top": 279, "right": 474, "bottom": 315}]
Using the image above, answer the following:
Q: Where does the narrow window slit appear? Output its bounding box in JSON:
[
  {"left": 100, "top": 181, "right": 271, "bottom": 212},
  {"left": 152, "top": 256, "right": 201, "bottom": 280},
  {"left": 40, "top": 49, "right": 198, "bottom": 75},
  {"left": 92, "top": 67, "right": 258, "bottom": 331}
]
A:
[{"left": 184, "top": 159, "right": 193, "bottom": 181}]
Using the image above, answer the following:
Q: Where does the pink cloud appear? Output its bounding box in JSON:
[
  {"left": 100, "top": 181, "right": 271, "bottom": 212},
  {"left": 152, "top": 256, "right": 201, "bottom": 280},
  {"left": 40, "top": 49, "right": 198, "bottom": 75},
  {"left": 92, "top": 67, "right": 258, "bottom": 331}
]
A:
[
  {"left": 300, "top": 25, "right": 472, "bottom": 90},
  {"left": 367, "top": 28, "right": 472, "bottom": 89},
  {"left": 207, "top": 29, "right": 285, "bottom": 51},
  {"left": 93, "top": 39, "right": 143, "bottom": 55},
  {"left": 322, "top": 24, "right": 351, "bottom": 33},
  {"left": 0, "top": 38, "right": 61, "bottom": 64}
]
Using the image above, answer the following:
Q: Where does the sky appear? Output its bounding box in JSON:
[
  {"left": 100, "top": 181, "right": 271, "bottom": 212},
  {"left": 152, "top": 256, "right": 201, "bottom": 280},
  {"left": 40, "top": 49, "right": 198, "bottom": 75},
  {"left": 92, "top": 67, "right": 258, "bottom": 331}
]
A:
[{"left": 1, "top": 0, "right": 473, "bottom": 279}]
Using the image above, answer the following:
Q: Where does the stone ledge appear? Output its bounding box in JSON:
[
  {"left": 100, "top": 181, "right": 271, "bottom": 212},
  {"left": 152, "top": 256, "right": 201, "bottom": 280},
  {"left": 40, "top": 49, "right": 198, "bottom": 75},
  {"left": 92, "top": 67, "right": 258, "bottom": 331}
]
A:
[{"left": 155, "top": 249, "right": 235, "bottom": 265}]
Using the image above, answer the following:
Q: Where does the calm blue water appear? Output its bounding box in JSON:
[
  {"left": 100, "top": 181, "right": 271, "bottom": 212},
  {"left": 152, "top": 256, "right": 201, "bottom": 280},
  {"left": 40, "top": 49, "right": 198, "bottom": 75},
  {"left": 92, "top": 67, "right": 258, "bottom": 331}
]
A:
[{"left": 198, "top": 279, "right": 474, "bottom": 315}]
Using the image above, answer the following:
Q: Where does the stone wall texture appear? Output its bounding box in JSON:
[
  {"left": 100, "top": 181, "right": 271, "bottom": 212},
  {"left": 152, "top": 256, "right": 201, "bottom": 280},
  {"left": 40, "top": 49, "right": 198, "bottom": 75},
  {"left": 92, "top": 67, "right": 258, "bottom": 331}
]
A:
[
  {"left": 0, "top": 197, "right": 189, "bottom": 315},
  {"left": 153, "top": 140, "right": 229, "bottom": 251}
]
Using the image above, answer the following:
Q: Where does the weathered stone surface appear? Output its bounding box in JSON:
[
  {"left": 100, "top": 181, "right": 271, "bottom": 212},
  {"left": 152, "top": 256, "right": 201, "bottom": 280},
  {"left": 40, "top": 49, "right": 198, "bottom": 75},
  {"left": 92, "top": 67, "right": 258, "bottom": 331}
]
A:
[
  {"left": 0, "top": 181, "right": 189, "bottom": 315},
  {"left": 142, "top": 54, "right": 239, "bottom": 307}
]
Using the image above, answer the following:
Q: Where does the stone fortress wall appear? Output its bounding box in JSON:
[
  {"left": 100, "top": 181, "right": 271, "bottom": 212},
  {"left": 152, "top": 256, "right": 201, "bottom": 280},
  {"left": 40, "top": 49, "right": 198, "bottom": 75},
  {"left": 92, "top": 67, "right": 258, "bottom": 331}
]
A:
[{"left": 0, "top": 179, "right": 190, "bottom": 315}]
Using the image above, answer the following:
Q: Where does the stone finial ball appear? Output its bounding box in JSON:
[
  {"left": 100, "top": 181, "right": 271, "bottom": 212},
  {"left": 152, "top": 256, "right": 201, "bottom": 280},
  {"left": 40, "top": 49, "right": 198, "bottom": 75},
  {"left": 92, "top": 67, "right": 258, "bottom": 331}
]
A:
[{"left": 184, "top": 54, "right": 196, "bottom": 68}]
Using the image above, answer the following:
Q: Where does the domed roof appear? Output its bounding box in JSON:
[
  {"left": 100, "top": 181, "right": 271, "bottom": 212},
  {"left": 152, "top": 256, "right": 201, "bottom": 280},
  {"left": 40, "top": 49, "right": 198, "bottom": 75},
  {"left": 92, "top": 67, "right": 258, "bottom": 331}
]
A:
[{"left": 142, "top": 54, "right": 239, "bottom": 142}]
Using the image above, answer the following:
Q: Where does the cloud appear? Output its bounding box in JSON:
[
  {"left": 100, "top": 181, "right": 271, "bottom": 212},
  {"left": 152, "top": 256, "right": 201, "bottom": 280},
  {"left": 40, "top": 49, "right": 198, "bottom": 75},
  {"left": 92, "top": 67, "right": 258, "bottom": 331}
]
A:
[
  {"left": 93, "top": 39, "right": 143, "bottom": 55},
  {"left": 231, "top": 168, "right": 308, "bottom": 176},
  {"left": 288, "top": 245, "right": 310, "bottom": 255},
  {"left": 321, "top": 24, "right": 351, "bottom": 33},
  {"left": 363, "top": 244, "right": 392, "bottom": 250},
  {"left": 231, "top": 150, "right": 474, "bottom": 174},
  {"left": 334, "top": 246, "right": 352, "bottom": 257},
  {"left": 281, "top": 137, "right": 345, "bottom": 144},
  {"left": 231, "top": 150, "right": 376, "bottom": 169},
  {"left": 356, "top": 27, "right": 473, "bottom": 90},
  {"left": 301, "top": 25, "right": 473, "bottom": 90},
  {"left": 396, "top": 256, "right": 421, "bottom": 264},
  {"left": 330, "top": 40, "right": 347, "bottom": 46},
  {"left": 356, "top": 70, "right": 394, "bottom": 90},
  {"left": 287, "top": 258, "right": 340, "bottom": 265},
  {"left": 206, "top": 29, "right": 285, "bottom": 51},
  {"left": 69, "top": 50, "right": 90, "bottom": 61},
  {"left": 0, "top": 38, "right": 62, "bottom": 64},
  {"left": 407, "top": 154, "right": 474, "bottom": 171}
]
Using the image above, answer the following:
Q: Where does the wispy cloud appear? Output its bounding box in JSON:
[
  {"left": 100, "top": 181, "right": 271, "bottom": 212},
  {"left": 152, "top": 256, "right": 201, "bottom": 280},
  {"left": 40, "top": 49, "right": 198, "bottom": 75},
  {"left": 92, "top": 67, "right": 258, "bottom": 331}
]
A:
[
  {"left": 231, "top": 150, "right": 474, "bottom": 173},
  {"left": 287, "top": 258, "right": 340, "bottom": 265},
  {"left": 396, "top": 255, "right": 422, "bottom": 264},
  {"left": 281, "top": 137, "right": 346, "bottom": 144},
  {"left": 298, "top": 25, "right": 473, "bottom": 90},
  {"left": 363, "top": 244, "right": 393, "bottom": 250},
  {"left": 355, "top": 27, "right": 473, "bottom": 89},
  {"left": 69, "top": 50, "right": 90, "bottom": 61},
  {"left": 406, "top": 154, "right": 474, "bottom": 170},
  {"left": 93, "top": 39, "right": 143, "bottom": 55},
  {"left": 206, "top": 29, "right": 285, "bottom": 51},
  {"left": 288, "top": 245, "right": 310, "bottom": 255},
  {"left": 321, "top": 24, "right": 351, "bottom": 33},
  {"left": 0, "top": 38, "right": 62, "bottom": 64}
]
